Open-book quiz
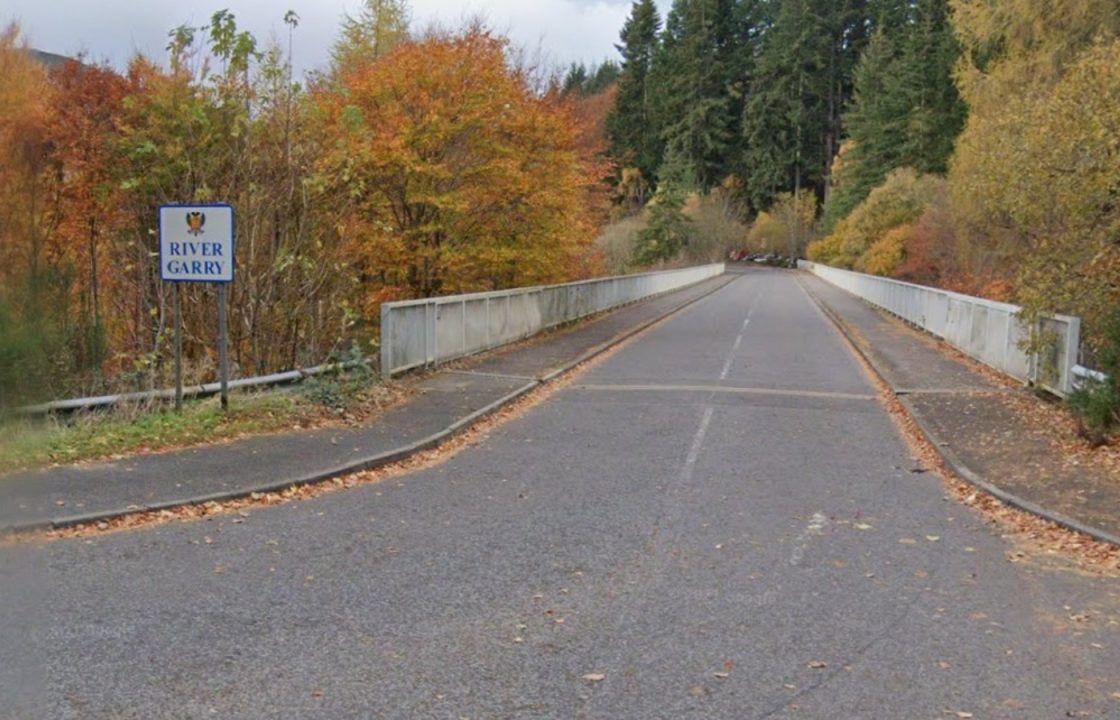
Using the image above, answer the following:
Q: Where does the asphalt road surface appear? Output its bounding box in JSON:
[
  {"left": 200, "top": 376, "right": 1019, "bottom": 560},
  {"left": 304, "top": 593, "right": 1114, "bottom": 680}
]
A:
[{"left": 5, "top": 269, "right": 1120, "bottom": 719}]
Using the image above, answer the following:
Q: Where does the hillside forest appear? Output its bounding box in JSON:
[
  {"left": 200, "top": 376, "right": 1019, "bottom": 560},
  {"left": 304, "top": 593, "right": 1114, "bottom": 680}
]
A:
[{"left": 1, "top": 0, "right": 1119, "bottom": 409}]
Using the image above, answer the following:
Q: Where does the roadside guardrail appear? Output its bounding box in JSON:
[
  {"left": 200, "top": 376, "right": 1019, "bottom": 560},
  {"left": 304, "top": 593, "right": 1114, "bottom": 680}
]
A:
[
  {"left": 380, "top": 264, "right": 726, "bottom": 377},
  {"left": 799, "top": 260, "right": 1081, "bottom": 397}
]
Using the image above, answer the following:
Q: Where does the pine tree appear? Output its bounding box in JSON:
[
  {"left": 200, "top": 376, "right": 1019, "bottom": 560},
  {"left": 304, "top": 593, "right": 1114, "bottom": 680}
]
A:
[
  {"left": 821, "top": 29, "right": 907, "bottom": 228},
  {"left": 561, "top": 63, "right": 589, "bottom": 96},
  {"left": 653, "top": 0, "right": 735, "bottom": 192},
  {"left": 584, "top": 60, "right": 621, "bottom": 95},
  {"left": 331, "top": 0, "right": 409, "bottom": 72},
  {"left": 742, "top": 0, "right": 829, "bottom": 209},
  {"left": 897, "top": 0, "right": 965, "bottom": 175},
  {"left": 741, "top": 0, "right": 880, "bottom": 211},
  {"left": 822, "top": 0, "right": 964, "bottom": 229},
  {"left": 606, "top": 0, "right": 663, "bottom": 186}
]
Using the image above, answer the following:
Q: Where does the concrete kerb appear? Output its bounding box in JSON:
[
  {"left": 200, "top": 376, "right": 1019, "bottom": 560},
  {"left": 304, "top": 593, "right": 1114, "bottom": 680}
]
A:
[
  {"left": 796, "top": 272, "right": 1120, "bottom": 549},
  {"left": 13, "top": 273, "right": 738, "bottom": 535}
]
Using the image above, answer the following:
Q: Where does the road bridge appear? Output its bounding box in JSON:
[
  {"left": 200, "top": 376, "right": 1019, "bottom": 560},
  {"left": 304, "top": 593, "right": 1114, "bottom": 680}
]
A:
[{"left": 4, "top": 269, "right": 1119, "bottom": 718}]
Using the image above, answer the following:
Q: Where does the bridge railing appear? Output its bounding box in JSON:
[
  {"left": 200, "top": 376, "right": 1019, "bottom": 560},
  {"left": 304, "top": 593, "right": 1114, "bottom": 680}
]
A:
[
  {"left": 380, "top": 264, "right": 726, "bottom": 377},
  {"left": 799, "top": 260, "right": 1081, "bottom": 397}
]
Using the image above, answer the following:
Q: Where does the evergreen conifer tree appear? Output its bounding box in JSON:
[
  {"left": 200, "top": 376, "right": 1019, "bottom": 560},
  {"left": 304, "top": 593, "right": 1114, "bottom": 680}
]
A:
[
  {"left": 606, "top": 0, "right": 664, "bottom": 185},
  {"left": 822, "top": 0, "right": 964, "bottom": 229}
]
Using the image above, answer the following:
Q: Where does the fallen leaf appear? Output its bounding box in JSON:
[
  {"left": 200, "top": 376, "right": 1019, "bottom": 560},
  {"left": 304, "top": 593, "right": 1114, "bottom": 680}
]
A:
[
  {"left": 853, "top": 523, "right": 873, "bottom": 531},
  {"left": 926, "top": 535, "right": 941, "bottom": 542},
  {"left": 581, "top": 673, "right": 605, "bottom": 683},
  {"left": 713, "top": 672, "right": 730, "bottom": 679},
  {"left": 807, "top": 660, "right": 827, "bottom": 669},
  {"left": 689, "top": 686, "right": 707, "bottom": 697},
  {"left": 899, "top": 538, "right": 918, "bottom": 545}
]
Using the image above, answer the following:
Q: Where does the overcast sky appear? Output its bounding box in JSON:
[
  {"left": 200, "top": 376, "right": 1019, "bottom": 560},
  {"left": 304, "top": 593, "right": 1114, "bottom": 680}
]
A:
[{"left": 6, "top": 0, "right": 673, "bottom": 78}]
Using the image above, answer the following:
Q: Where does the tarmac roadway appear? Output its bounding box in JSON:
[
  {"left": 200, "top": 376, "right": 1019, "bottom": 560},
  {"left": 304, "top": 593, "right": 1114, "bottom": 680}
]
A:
[{"left": 5, "top": 270, "right": 1120, "bottom": 719}]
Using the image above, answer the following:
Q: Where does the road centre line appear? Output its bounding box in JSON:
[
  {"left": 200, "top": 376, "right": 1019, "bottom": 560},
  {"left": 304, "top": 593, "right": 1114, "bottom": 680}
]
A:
[
  {"left": 718, "top": 282, "right": 763, "bottom": 381},
  {"left": 719, "top": 334, "right": 744, "bottom": 380},
  {"left": 789, "top": 511, "right": 829, "bottom": 566},
  {"left": 681, "top": 406, "right": 714, "bottom": 482},
  {"left": 571, "top": 384, "right": 875, "bottom": 402}
]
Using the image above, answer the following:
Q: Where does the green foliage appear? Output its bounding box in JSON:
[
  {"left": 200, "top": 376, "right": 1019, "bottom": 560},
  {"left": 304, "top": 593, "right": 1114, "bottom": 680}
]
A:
[
  {"left": 743, "top": 0, "right": 874, "bottom": 210},
  {"left": 823, "top": 0, "right": 964, "bottom": 231},
  {"left": 299, "top": 342, "right": 372, "bottom": 411},
  {"left": 606, "top": 0, "right": 664, "bottom": 184},
  {"left": 1068, "top": 306, "right": 1120, "bottom": 444},
  {"left": 562, "top": 60, "right": 620, "bottom": 96},
  {"left": 0, "top": 391, "right": 302, "bottom": 472},
  {"left": 653, "top": 0, "right": 742, "bottom": 192},
  {"left": 331, "top": 0, "right": 410, "bottom": 72},
  {"left": 634, "top": 184, "right": 693, "bottom": 264}
]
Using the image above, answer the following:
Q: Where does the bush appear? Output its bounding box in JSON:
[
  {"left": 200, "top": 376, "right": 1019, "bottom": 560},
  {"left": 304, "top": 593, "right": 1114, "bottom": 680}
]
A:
[
  {"left": 891, "top": 200, "right": 956, "bottom": 286},
  {"left": 683, "top": 180, "right": 750, "bottom": 263},
  {"left": 860, "top": 225, "right": 906, "bottom": 276},
  {"left": 807, "top": 168, "right": 943, "bottom": 269},
  {"left": 1068, "top": 305, "right": 1120, "bottom": 445},
  {"left": 747, "top": 192, "right": 816, "bottom": 257},
  {"left": 298, "top": 342, "right": 372, "bottom": 412},
  {"left": 594, "top": 213, "right": 647, "bottom": 274}
]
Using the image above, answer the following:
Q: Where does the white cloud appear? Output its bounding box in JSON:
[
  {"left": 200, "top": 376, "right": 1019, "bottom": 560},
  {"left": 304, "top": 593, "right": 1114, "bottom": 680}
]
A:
[{"left": 4, "top": 0, "right": 670, "bottom": 78}]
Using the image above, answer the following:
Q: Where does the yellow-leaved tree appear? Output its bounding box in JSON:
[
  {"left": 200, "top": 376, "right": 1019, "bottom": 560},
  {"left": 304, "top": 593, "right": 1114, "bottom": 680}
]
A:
[{"left": 948, "top": 0, "right": 1120, "bottom": 344}]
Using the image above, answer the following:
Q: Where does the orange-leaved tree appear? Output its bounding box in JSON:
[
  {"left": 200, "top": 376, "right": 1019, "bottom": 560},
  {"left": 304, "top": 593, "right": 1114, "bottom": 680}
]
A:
[
  {"left": 42, "top": 59, "right": 130, "bottom": 375},
  {"left": 313, "top": 27, "right": 606, "bottom": 312},
  {"left": 0, "top": 23, "right": 60, "bottom": 403}
]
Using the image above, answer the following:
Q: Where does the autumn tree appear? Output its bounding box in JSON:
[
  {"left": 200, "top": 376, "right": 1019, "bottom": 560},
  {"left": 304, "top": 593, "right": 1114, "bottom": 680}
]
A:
[
  {"left": 0, "top": 23, "right": 57, "bottom": 403},
  {"left": 314, "top": 28, "right": 605, "bottom": 310},
  {"left": 948, "top": 0, "right": 1120, "bottom": 344},
  {"left": 42, "top": 59, "right": 130, "bottom": 376}
]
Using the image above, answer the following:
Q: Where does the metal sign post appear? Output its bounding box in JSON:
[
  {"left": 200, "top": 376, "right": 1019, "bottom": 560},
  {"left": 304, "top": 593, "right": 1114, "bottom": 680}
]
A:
[
  {"left": 173, "top": 283, "right": 183, "bottom": 412},
  {"left": 158, "top": 204, "right": 235, "bottom": 411},
  {"left": 217, "top": 283, "right": 229, "bottom": 409}
]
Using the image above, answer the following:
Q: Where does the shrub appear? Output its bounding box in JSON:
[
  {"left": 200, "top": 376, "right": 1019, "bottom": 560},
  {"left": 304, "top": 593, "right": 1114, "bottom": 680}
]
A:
[
  {"left": 683, "top": 180, "right": 750, "bottom": 263},
  {"left": 594, "top": 213, "right": 647, "bottom": 274},
  {"left": 892, "top": 199, "right": 955, "bottom": 286},
  {"left": 1068, "top": 305, "right": 1120, "bottom": 445},
  {"left": 748, "top": 192, "right": 816, "bottom": 257},
  {"left": 860, "top": 225, "right": 907, "bottom": 276},
  {"left": 807, "top": 168, "right": 943, "bottom": 269}
]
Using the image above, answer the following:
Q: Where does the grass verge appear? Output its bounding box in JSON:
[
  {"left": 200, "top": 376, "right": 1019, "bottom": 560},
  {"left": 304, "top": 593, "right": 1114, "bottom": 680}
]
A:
[{"left": 0, "top": 373, "right": 405, "bottom": 474}]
